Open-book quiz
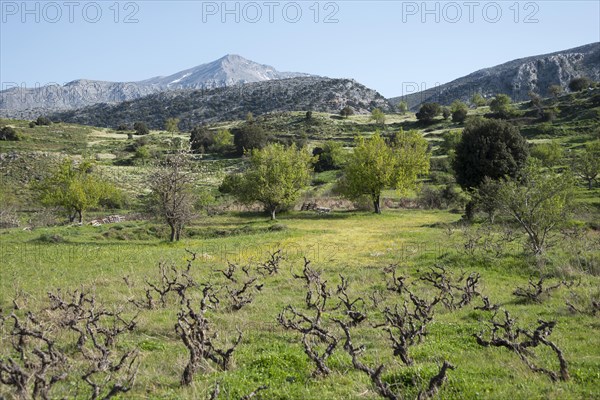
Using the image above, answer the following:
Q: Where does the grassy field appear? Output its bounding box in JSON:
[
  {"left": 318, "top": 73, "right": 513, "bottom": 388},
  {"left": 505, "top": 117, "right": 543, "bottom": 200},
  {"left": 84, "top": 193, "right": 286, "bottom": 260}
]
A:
[{"left": 1, "top": 209, "right": 599, "bottom": 399}]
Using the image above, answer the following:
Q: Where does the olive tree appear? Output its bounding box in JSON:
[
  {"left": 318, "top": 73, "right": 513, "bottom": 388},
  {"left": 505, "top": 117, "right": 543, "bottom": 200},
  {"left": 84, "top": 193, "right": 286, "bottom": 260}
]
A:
[
  {"left": 572, "top": 141, "right": 600, "bottom": 190},
  {"left": 496, "top": 161, "right": 575, "bottom": 256},
  {"left": 165, "top": 118, "right": 180, "bottom": 136},
  {"left": 35, "top": 159, "right": 118, "bottom": 223},
  {"left": 340, "top": 131, "right": 429, "bottom": 214},
  {"left": 370, "top": 108, "right": 386, "bottom": 125},
  {"left": 220, "top": 143, "right": 314, "bottom": 220}
]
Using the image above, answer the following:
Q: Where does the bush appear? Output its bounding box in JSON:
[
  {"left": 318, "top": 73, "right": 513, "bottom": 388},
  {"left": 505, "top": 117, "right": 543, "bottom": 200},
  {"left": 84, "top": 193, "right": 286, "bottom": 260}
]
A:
[
  {"left": 442, "top": 107, "right": 451, "bottom": 120},
  {"left": 418, "top": 184, "right": 466, "bottom": 210},
  {"left": 35, "top": 116, "right": 52, "bottom": 126},
  {"left": 313, "top": 141, "right": 345, "bottom": 172},
  {"left": 489, "top": 94, "right": 514, "bottom": 118},
  {"left": 0, "top": 126, "right": 20, "bottom": 141},
  {"left": 133, "top": 121, "right": 149, "bottom": 135},
  {"left": 36, "top": 233, "right": 65, "bottom": 243},
  {"left": 568, "top": 77, "right": 591, "bottom": 92},
  {"left": 416, "top": 103, "right": 441, "bottom": 122},
  {"left": 450, "top": 101, "right": 469, "bottom": 123},
  {"left": 232, "top": 123, "right": 269, "bottom": 156},
  {"left": 190, "top": 125, "right": 213, "bottom": 153},
  {"left": 429, "top": 157, "right": 452, "bottom": 173}
]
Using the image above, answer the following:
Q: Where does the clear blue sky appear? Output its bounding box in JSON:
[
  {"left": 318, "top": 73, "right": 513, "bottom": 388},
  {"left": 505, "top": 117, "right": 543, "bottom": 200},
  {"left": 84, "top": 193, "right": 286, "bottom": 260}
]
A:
[{"left": 1, "top": 1, "right": 599, "bottom": 97}]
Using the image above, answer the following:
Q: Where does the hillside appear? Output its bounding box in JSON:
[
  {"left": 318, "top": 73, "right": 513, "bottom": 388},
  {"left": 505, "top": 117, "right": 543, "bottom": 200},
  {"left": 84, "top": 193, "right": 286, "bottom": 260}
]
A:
[
  {"left": 50, "top": 77, "right": 393, "bottom": 129},
  {"left": 0, "top": 55, "right": 311, "bottom": 119},
  {"left": 390, "top": 42, "right": 600, "bottom": 109}
]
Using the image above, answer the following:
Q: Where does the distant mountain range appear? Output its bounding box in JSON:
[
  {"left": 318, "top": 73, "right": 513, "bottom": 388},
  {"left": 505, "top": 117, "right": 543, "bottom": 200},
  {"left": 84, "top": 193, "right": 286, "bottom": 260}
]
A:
[
  {"left": 2, "top": 43, "right": 599, "bottom": 124},
  {"left": 51, "top": 77, "right": 392, "bottom": 130},
  {"left": 0, "top": 55, "right": 312, "bottom": 119},
  {"left": 390, "top": 42, "right": 600, "bottom": 109}
]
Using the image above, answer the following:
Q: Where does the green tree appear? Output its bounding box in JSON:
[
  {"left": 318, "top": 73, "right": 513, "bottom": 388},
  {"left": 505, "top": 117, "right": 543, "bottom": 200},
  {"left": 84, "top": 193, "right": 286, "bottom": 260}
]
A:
[
  {"left": 35, "top": 159, "right": 116, "bottom": 223},
  {"left": 530, "top": 141, "right": 564, "bottom": 168},
  {"left": 489, "top": 94, "right": 514, "bottom": 118},
  {"left": 548, "top": 85, "right": 563, "bottom": 98},
  {"left": 133, "top": 122, "right": 149, "bottom": 135},
  {"left": 442, "top": 107, "right": 451, "bottom": 120},
  {"left": 148, "top": 150, "right": 196, "bottom": 242},
  {"left": 397, "top": 101, "right": 408, "bottom": 114},
  {"left": 453, "top": 118, "right": 529, "bottom": 220},
  {"left": 165, "top": 118, "right": 180, "bottom": 137},
  {"left": 220, "top": 143, "right": 314, "bottom": 220},
  {"left": 370, "top": 108, "right": 386, "bottom": 125},
  {"left": 439, "top": 130, "right": 462, "bottom": 158},
  {"left": 190, "top": 125, "right": 212, "bottom": 153},
  {"left": 450, "top": 100, "right": 468, "bottom": 123},
  {"left": 340, "top": 131, "right": 429, "bottom": 214},
  {"left": 496, "top": 160, "right": 575, "bottom": 256},
  {"left": 572, "top": 141, "right": 600, "bottom": 190},
  {"left": 416, "top": 103, "right": 441, "bottom": 123},
  {"left": 454, "top": 118, "right": 528, "bottom": 189},
  {"left": 568, "top": 77, "right": 591, "bottom": 92},
  {"left": 470, "top": 93, "right": 487, "bottom": 108},
  {"left": 473, "top": 177, "right": 502, "bottom": 223},
  {"left": 134, "top": 145, "right": 151, "bottom": 165},
  {"left": 233, "top": 123, "right": 269, "bottom": 155},
  {"left": 313, "top": 141, "right": 345, "bottom": 172},
  {"left": 340, "top": 106, "right": 354, "bottom": 118},
  {"left": 213, "top": 129, "right": 234, "bottom": 153}
]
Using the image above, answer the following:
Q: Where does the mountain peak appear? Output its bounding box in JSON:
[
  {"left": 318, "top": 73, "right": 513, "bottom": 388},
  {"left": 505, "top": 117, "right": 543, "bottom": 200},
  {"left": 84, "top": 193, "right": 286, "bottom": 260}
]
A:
[
  {"left": 140, "top": 55, "right": 311, "bottom": 89},
  {"left": 0, "top": 55, "right": 315, "bottom": 118}
]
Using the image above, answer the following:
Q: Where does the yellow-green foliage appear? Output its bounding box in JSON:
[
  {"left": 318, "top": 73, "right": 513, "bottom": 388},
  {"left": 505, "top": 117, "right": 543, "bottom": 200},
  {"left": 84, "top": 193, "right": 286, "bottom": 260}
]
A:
[
  {"left": 225, "top": 143, "right": 314, "bottom": 219},
  {"left": 340, "top": 131, "right": 429, "bottom": 212},
  {"left": 34, "top": 158, "right": 121, "bottom": 223}
]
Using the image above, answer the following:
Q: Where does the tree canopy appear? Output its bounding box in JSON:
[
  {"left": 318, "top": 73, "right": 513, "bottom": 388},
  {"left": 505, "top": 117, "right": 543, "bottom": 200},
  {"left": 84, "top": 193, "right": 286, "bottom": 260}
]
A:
[
  {"left": 416, "top": 103, "right": 441, "bottom": 123},
  {"left": 489, "top": 94, "right": 514, "bottom": 118},
  {"left": 220, "top": 143, "right": 314, "bottom": 220},
  {"left": 450, "top": 100, "right": 468, "bottom": 123},
  {"left": 35, "top": 159, "right": 119, "bottom": 223},
  {"left": 453, "top": 118, "right": 529, "bottom": 190},
  {"left": 370, "top": 108, "right": 386, "bottom": 125},
  {"left": 232, "top": 123, "right": 269, "bottom": 156},
  {"left": 572, "top": 141, "right": 600, "bottom": 190},
  {"left": 340, "top": 131, "right": 430, "bottom": 214},
  {"left": 496, "top": 160, "right": 575, "bottom": 256}
]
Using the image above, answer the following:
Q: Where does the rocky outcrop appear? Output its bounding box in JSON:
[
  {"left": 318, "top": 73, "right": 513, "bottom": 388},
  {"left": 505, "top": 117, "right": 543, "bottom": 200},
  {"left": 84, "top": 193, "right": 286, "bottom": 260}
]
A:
[{"left": 390, "top": 42, "right": 600, "bottom": 109}]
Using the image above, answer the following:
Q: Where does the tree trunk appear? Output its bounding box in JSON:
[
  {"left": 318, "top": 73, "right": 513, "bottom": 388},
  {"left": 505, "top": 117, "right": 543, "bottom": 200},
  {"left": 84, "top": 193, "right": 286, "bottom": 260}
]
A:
[
  {"left": 270, "top": 208, "right": 277, "bottom": 220},
  {"left": 465, "top": 200, "right": 476, "bottom": 222},
  {"left": 373, "top": 194, "right": 381, "bottom": 214},
  {"left": 588, "top": 178, "right": 594, "bottom": 190},
  {"left": 169, "top": 224, "right": 176, "bottom": 242},
  {"left": 77, "top": 210, "right": 83, "bottom": 224}
]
